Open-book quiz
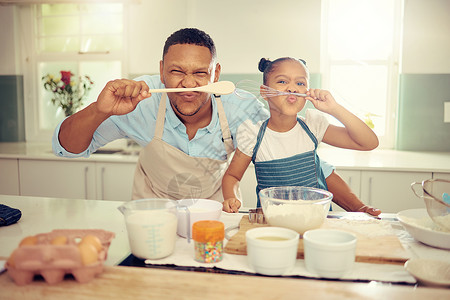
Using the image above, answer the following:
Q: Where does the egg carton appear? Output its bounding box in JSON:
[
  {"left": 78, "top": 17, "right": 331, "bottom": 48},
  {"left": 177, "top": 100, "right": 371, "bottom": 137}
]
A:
[{"left": 6, "top": 229, "right": 115, "bottom": 285}]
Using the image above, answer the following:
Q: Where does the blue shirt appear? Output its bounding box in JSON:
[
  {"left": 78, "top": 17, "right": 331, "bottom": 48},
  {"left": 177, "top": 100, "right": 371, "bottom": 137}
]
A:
[{"left": 52, "top": 74, "right": 335, "bottom": 176}]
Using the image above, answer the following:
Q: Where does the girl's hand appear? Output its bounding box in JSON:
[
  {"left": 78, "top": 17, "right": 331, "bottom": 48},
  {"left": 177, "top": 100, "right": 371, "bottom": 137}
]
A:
[
  {"left": 305, "top": 89, "right": 339, "bottom": 114},
  {"left": 223, "top": 198, "right": 241, "bottom": 213},
  {"left": 358, "top": 205, "right": 382, "bottom": 217}
]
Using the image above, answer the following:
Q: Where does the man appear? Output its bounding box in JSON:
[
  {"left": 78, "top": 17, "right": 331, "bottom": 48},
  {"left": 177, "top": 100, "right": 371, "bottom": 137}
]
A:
[
  {"left": 53, "top": 28, "right": 380, "bottom": 216},
  {"left": 53, "top": 28, "right": 267, "bottom": 212}
]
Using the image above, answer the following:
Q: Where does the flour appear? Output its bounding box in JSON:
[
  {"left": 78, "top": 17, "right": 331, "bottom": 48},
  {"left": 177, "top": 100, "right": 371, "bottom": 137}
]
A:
[
  {"left": 263, "top": 200, "right": 327, "bottom": 234},
  {"left": 401, "top": 214, "right": 450, "bottom": 233},
  {"left": 325, "top": 219, "right": 395, "bottom": 237}
]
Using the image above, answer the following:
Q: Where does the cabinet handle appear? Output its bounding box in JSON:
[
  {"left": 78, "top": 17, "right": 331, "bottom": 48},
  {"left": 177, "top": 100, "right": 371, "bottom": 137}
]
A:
[
  {"left": 101, "top": 167, "right": 105, "bottom": 200},
  {"left": 84, "top": 167, "right": 89, "bottom": 199},
  {"left": 368, "top": 177, "right": 372, "bottom": 205},
  {"left": 348, "top": 177, "right": 352, "bottom": 187}
]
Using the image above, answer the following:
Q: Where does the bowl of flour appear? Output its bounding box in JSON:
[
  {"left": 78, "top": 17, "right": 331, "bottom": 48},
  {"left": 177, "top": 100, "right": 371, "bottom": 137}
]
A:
[{"left": 259, "top": 186, "right": 332, "bottom": 234}]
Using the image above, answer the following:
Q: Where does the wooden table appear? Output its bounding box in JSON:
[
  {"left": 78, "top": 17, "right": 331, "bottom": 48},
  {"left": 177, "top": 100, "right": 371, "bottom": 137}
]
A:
[
  {"left": 1, "top": 195, "right": 449, "bottom": 299},
  {"left": 2, "top": 265, "right": 450, "bottom": 300}
]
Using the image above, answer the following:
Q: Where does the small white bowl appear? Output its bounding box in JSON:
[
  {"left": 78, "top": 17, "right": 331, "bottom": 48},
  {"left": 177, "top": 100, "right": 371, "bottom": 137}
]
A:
[
  {"left": 176, "top": 199, "right": 222, "bottom": 239},
  {"left": 303, "top": 229, "right": 357, "bottom": 279},
  {"left": 404, "top": 258, "right": 450, "bottom": 288},
  {"left": 246, "top": 227, "right": 299, "bottom": 276}
]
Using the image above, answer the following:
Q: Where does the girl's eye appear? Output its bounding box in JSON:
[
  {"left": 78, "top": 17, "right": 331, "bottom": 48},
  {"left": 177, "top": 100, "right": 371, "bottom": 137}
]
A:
[
  {"left": 277, "top": 80, "right": 287, "bottom": 84},
  {"left": 297, "top": 82, "right": 305, "bottom": 86},
  {"left": 171, "top": 70, "right": 183, "bottom": 74}
]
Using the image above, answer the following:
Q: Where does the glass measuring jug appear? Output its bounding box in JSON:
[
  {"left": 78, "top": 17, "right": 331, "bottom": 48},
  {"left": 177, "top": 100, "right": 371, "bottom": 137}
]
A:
[{"left": 118, "top": 198, "right": 179, "bottom": 260}]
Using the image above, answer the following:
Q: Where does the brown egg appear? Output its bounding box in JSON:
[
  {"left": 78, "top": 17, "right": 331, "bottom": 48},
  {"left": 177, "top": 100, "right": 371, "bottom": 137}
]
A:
[
  {"left": 51, "top": 235, "right": 68, "bottom": 245},
  {"left": 19, "top": 235, "right": 38, "bottom": 247},
  {"left": 77, "top": 242, "right": 98, "bottom": 265},
  {"left": 7, "top": 249, "right": 17, "bottom": 268},
  {"left": 80, "top": 235, "right": 102, "bottom": 252}
]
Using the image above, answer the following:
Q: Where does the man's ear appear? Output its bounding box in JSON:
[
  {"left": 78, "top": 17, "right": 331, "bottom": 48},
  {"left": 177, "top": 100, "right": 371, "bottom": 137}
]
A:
[
  {"left": 159, "top": 60, "right": 164, "bottom": 84},
  {"left": 213, "top": 63, "right": 221, "bottom": 82}
]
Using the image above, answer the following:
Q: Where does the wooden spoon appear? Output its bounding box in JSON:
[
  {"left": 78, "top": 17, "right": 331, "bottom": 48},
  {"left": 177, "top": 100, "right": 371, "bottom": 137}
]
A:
[{"left": 148, "top": 81, "right": 235, "bottom": 95}]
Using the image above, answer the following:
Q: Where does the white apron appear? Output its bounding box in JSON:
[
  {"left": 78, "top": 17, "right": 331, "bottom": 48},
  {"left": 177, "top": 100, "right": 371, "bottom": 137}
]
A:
[{"left": 132, "top": 93, "right": 235, "bottom": 202}]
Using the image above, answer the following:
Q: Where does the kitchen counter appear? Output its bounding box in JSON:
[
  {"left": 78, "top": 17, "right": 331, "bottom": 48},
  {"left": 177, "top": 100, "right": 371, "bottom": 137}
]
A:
[
  {"left": 1, "top": 142, "right": 450, "bottom": 172},
  {"left": 1, "top": 195, "right": 450, "bottom": 299}
]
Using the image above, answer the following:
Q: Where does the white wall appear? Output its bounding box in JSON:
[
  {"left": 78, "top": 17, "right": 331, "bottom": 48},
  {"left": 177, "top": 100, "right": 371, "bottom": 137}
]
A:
[
  {"left": 127, "top": 0, "right": 322, "bottom": 75},
  {"left": 402, "top": 0, "right": 450, "bottom": 73},
  {"left": 0, "top": 5, "right": 18, "bottom": 75}
]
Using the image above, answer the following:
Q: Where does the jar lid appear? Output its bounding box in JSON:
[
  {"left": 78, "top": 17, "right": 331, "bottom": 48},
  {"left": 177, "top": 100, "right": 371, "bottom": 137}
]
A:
[{"left": 192, "top": 220, "right": 224, "bottom": 243}]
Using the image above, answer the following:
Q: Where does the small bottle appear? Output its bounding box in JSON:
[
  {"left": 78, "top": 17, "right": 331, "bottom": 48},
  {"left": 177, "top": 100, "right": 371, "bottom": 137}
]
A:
[{"left": 192, "top": 220, "right": 224, "bottom": 263}]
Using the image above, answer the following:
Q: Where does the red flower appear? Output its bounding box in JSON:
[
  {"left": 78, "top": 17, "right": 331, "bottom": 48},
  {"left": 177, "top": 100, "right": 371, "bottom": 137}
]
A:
[{"left": 60, "top": 71, "right": 72, "bottom": 86}]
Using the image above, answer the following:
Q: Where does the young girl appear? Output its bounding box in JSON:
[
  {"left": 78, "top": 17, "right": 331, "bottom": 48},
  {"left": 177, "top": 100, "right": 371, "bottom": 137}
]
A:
[{"left": 222, "top": 57, "right": 380, "bottom": 214}]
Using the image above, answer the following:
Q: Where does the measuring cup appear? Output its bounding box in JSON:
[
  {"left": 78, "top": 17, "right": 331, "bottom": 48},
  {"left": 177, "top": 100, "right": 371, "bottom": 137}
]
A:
[{"left": 118, "top": 198, "right": 180, "bottom": 260}]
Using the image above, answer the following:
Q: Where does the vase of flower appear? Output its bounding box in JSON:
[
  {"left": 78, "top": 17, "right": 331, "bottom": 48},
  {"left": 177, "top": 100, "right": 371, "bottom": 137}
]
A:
[{"left": 42, "top": 71, "right": 94, "bottom": 117}]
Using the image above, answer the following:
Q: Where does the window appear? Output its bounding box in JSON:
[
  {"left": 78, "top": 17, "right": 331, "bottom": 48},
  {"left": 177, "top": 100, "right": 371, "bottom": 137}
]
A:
[
  {"left": 321, "top": 0, "right": 403, "bottom": 148},
  {"left": 20, "top": 3, "right": 126, "bottom": 141}
]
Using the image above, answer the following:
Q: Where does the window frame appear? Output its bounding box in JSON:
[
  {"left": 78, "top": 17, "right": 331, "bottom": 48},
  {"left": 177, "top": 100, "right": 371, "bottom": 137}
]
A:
[
  {"left": 320, "top": 0, "right": 404, "bottom": 149},
  {"left": 19, "top": 3, "right": 128, "bottom": 142}
]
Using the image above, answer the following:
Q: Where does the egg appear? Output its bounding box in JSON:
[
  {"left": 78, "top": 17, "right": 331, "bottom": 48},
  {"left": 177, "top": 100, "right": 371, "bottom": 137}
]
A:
[
  {"left": 77, "top": 242, "right": 98, "bottom": 265},
  {"left": 7, "top": 249, "right": 17, "bottom": 268},
  {"left": 19, "top": 235, "right": 38, "bottom": 246},
  {"left": 80, "top": 235, "right": 103, "bottom": 252},
  {"left": 51, "top": 235, "right": 68, "bottom": 245}
]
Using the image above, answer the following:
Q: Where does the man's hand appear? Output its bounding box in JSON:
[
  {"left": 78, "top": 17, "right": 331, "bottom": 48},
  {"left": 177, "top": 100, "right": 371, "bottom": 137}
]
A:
[
  {"left": 96, "top": 79, "right": 151, "bottom": 116},
  {"left": 223, "top": 198, "right": 241, "bottom": 213}
]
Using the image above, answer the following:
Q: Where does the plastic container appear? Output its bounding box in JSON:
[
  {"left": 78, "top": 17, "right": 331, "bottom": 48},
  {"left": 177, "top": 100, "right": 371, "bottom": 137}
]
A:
[
  {"left": 192, "top": 220, "right": 224, "bottom": 263},
  {"left": 6, "top": 229, "right": 115, "bottom": 285}
]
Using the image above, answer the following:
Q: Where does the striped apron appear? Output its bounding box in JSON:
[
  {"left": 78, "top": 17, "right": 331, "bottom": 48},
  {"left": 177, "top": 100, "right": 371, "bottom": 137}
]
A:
[{"left": 252, "top": 118, "right": 328, "bottom": 207}]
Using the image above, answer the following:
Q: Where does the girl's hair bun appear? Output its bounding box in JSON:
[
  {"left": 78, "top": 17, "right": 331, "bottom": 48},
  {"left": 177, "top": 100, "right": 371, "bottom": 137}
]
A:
[{"left": 258, "top": 58, "right": 272, "bottom": 72}]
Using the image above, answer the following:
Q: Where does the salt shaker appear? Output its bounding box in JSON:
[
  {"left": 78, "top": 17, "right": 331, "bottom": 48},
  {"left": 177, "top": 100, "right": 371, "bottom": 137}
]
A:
[{"left": 192, "top": 220, "right": 224, "bottom": 263}]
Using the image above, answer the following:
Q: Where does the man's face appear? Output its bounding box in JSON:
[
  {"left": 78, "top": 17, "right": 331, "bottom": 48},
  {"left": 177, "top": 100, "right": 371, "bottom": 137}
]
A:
[{"left": 160, "top": 44, "right": 220, "bottom": 117}]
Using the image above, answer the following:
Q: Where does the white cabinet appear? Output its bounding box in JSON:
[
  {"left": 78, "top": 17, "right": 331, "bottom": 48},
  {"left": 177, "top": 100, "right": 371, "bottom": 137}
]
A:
[
  {"left": 19, "top": 159, "right": 96, "bottom": 199},
  {"left": 360, "top": 171, "right": 432, "bottom": 213},
  {"left": 433, "top": 172, "right": 450, "bottom": 180},
  {"left": 96, "top": 162, "right": 136, "bottom": 201},
  {"left": 331, "top": 169, "right": 362, "bottom": 212},
  {"left": 334, "top": 169, "right": 361, "bottom": 197},
  {"left": 0, "top": 158, "right": 20, "bottom": 195}
]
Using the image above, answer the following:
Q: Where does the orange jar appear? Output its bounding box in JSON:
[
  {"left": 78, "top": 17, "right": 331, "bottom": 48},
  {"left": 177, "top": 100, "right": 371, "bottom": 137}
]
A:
[{"left": 192, "top": 220, "right": 224, "bottom": 263}]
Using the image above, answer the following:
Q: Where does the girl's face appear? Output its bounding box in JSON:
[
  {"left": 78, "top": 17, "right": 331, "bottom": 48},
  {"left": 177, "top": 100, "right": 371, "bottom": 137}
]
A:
[{"left": 262, "top": 60, "right": 309, "bottom": 117}]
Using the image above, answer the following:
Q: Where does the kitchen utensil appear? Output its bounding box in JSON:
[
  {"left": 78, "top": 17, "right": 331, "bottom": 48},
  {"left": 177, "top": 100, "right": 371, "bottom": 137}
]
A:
[
  {"left": 411, "top": 179, "right": 450, "bottom": 231},
  {"left": 259, "top": 186, "right": 332, "bottom": 234},
  {"left": 397, "top": 208, "right": 450, "bottom": 249},
  {"left": 248, "top": 207, "right": 266, "bottom": 224},
  {"left": 176, "top": 199, "right": 222, "bottom": 239},
  {"left": 303, "top": 229, "right": 357, "bottom": 279},
  {"left": 246, "top": 226, "right": 299, "bottom": 276},
  {"left": 148, "top": 81, "right": 235, "bottom": 95},
  {"left": 118, "top": 199, "right": 178, "bottom": 260},
  {"left": 234, "top": 79, "right": 308, "bottom": 99},
  {"left": 404, "top": 258, "right": 450, "bottom": 288}
]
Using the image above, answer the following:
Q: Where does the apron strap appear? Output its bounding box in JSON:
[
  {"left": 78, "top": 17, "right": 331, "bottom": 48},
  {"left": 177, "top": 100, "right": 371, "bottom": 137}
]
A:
[
  {"left": 215, "top": 95, "right": 234, "bottom": 156},
  {"left": 296, "top": 117, "right": 319, "bottom": 149},
  {"left": 154, "top": 93, "right": 167, "bottom": 139}
]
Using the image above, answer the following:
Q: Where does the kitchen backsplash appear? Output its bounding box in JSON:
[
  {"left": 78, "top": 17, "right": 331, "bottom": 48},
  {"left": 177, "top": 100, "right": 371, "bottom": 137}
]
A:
[
  {"left": 0, "top": 75, "right": 25, "bottom": 142},
  {"left": 397, "top": 74, "right": 450, "bottom": 151}
]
